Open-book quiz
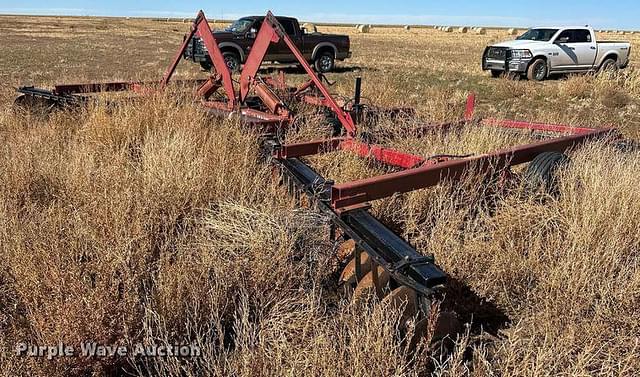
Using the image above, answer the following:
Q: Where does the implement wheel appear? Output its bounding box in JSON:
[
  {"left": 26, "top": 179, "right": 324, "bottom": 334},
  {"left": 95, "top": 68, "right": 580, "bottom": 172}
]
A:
[{"left": 524, "top": 151, "right": 569, "bottom": 195}]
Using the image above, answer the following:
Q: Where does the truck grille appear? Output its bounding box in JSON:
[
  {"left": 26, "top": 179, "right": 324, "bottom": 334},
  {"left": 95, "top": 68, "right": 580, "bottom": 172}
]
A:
[{"left": 486, "top": 47, "right": 508, "bottom": 60}]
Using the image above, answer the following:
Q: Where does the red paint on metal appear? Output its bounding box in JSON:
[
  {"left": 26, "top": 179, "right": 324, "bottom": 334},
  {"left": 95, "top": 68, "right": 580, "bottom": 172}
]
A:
[
  {"left": 158, "top": 11, "right": 235, "bottom": 107},
  {"left": 54, "top": 82, "right": 140, "bottom": 94},
  {"left": 481, "top": 118, "right": 599, "bottom": 135},
  {"left": 464, "top": 93, "right": 476, "bottom": 121},
  {"left": 276, "top": 138, "right": 346, "bottom": 159},
  {"left": 262, "top": 12, "right": 357, "bottom": 137},
  {"left": 330, "top": 128, "right": 614, "bottom": 209},
  {"left": 239, "top": 20, "right": 282, "bottom": 103},
  {"left": 197, "top": 76, "right": 222, "bottom": 99},
  {"left": 53, "top": 79, "right": 207, "bottom": 95},
  {"left": 339, "top": 139, "right": 426, "bottom": 169},
  {"left": 193, "top": 11, "right": 236, "bottom": 108},
  {"left": 275, "top": 137, "right": 425, "bottom": 169},
  {"left": 255, "top": 82, "right": 289, "bottom": 116},
  {"left": 159, "top": 18, "right": 199, "bottom": 91},
  {"left": 241, "top": 107, "right": 289, "bottom": 123}
]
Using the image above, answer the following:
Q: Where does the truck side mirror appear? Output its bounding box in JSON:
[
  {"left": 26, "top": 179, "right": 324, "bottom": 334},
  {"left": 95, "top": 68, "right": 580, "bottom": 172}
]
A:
[{"left": 247, "top": 28, "right": 257, "bottom": 39}]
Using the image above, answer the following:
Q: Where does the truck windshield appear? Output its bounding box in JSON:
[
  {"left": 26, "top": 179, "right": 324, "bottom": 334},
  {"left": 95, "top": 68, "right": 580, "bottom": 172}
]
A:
[
  {"left": 517, "top": 29, "right": 559, "bottom": 42},
  {"left": 227, "top": 18, "right": 254, "bottom": 33}
]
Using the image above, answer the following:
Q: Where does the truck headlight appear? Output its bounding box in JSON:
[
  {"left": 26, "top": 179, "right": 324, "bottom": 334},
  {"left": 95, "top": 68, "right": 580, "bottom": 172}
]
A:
[{"left": 510, "top": 49, "right": 532, "bottom": 60}]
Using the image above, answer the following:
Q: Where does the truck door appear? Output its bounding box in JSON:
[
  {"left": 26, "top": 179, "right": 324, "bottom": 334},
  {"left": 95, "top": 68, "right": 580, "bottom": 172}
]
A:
[
  {"left": 273, "top": 18, "right": 301, "bottom": 63},
  {"left": 552, "top": 29, "right": 597, "bottom": 70}
]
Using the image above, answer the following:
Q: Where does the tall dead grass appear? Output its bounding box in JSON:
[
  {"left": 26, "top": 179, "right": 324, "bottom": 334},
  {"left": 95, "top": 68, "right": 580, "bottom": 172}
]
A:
[{"left": 1, "top": 91, "right": 639, "bottom": 376}]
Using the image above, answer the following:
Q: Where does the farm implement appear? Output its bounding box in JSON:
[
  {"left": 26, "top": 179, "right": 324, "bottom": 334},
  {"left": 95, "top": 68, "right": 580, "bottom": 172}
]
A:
[{"left": 14, "top": 10, "right": 628, "bottom": 345}]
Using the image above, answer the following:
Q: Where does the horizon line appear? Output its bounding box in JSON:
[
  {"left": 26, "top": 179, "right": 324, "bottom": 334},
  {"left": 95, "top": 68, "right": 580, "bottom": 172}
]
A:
[{"left": 0, "top": 9, "right": 636, "bottom": 31}]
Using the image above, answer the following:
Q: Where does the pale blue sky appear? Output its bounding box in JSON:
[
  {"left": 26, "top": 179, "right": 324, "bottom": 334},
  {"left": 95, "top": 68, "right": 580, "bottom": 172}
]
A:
[{"left": 0, "top": 1, "right": 638, "bottom": 30}]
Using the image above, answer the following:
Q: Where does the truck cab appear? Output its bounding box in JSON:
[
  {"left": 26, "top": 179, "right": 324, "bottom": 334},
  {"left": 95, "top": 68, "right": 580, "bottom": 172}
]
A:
[
  {"left": 483, "top": 27, "right": 631, "bottom": 81},
  {"left": 184, "top": 16, "right": 351, "bottom": 73}
]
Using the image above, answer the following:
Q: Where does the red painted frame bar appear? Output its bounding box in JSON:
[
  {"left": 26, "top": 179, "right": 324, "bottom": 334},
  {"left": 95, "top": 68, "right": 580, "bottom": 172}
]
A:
[
  {"left": 54, "top": 82, "right": 142, "bottom": 95},
  {"left": 340, "top": 139, "right": 425, "bottom": 169},
  {"left": 481, "top": 118, "right": 600, "bottom": 135},
  {"left": 330, "top": 128, "right": 615, "bottom": 209},
  {"left": 157, "top": 10, "right": 236, "bottom": 108},
  {"left": 275, "top": 138, "right": 346, "bottom": 159},
  {"left": 276, "top": 137, "right": 426, "bottom": 170},
  {"left": 53, "top": 79, "right": 207, "bottom": 95},
  {"left": 261, "top": 12, "right": 357, "bottom": 137},
  {"left": 239, "top": 18, "right": 282, "bottom": 103}
]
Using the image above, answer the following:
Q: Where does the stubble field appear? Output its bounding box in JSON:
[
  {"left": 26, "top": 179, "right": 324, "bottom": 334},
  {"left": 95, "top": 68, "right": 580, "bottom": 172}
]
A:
[{"left": 0, "top": 15, "right": 639, "bottom": 376}]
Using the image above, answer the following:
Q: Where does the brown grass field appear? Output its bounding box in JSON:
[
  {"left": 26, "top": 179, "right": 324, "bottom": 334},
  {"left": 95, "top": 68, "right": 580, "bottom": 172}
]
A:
[{"left": 1, "top": 15, "right": 639, "bottom": 376}]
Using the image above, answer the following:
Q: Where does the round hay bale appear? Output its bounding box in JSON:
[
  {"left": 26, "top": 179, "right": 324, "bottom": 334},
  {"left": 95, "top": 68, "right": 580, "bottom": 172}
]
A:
[
  {"left": 476, "top": 27, "right": 487, "bottom": 35},
  {"left": 357, "top": 24, "right": 370, "bottom": 33},
  {"left": 302, "top": 23, "right": 317, "bottom": 33},
  {"left": 404, "top": 25, "right": 411, "bottom": 31},
  {"left": 443, "top": 26, "right": 453, "bottom": 33},
  {"left": 508, "top": 28, "right": 518, "bottom": 35},
  {"left": 458, "top": 26, "right": 468, "bottom": 33}
]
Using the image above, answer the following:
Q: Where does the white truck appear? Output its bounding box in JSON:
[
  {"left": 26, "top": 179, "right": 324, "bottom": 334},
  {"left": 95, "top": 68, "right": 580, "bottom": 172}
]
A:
[{"left": 482, "top": 27, "right": 631, "bottom": 81}]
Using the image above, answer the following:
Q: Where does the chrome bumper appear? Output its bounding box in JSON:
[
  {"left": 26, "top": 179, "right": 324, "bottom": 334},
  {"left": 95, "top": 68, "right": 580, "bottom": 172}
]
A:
[{"left": 483, "top": 57, "right": 531, "bottom": 73}]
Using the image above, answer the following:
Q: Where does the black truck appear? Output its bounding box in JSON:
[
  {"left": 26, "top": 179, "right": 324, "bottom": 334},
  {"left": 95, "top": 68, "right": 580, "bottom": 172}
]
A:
[{"left": 184, "top": 16, "right": 351, "bottom": 73}]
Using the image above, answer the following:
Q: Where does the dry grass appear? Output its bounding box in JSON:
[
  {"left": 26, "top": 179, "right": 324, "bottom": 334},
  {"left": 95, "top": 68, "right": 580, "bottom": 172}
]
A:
[{"left": 0, "top": 15, "right": 639, "bottom": 377}]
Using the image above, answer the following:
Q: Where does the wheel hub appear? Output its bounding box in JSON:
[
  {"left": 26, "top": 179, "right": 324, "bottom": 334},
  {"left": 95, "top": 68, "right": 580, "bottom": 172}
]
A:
[
  {"left": 320, "top": 56, "right": 332, "bottom": 71},
  {"left": 535, "top": 63, "right": 546, "bottom": 80}
]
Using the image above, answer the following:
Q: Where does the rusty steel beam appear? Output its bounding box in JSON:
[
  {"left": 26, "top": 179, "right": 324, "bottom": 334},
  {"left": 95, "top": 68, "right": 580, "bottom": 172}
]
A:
[
  {"left": 239, "top": 18, "right": 282, "bottom": 103},
  {"left": 330, "top": 128, "right": 615, "bottom": 209},
  {"left": 261, "top": 12, "right": 357, "bottom": 137},
  {"left": 54, "top": 82, "right": 142, "bottom": 95},
  {"left": 159, "top": 10, "right": 236, "bottom": 108},
  {"left": 481, "top": 118, "right": 600, "bottom": 135},
  {"left": 339, "top": 139, "right": 426, "bottom": 169},
  {"left": 275, "top": 138, "right": 346, "bottom": 159},
  {"left": 53, "top": 79, "right": 207, "bottom": 96},
  {"left": 275, "top": 137, "right": 426, "bottom": 169}
]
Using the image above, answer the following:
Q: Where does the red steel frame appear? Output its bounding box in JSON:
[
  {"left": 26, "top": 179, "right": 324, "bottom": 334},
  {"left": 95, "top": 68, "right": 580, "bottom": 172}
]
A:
[
  {"left": 24, "top": 10, "right": 623, "bottom": 213},
  {"left": 275, "top": 93, "right": 619, "bottom": 210}
]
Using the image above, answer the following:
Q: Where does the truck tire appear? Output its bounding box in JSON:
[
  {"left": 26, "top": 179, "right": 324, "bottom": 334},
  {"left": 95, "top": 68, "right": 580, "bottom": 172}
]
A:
[
  {"left": 223, "top": 51, "right": 241, "bottom": 73},
  {"left": 599, "top": 58, "right": 618, "bottom": 73},
  {"left": 314, "top": 51, "right": 335, "bottom": 73},
  {"left": 526, "top": 58, "right": 547, "bottom": 81},
  {"left": 490, "top": 70, "right": 502, "bottom": 78},
  {"left": 524, "top": 151, "right": 569, "bottom": 195},
  {"left": 200, "top": 61, "right": 213, "bottom": 71}
]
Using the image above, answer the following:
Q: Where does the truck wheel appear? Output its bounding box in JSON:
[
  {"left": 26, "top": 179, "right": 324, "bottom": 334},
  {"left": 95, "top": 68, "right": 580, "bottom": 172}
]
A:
[
  {"left": 223, "top": 51, "right": 241, "bottom": 73},
  {"left": 526, "top": 59, "right": 547, "bottom": 81},
  {"left": 524, "top": 151, "right": 569, "bottom": 195},
  {"left": 490, "top": 70, "right": 502, "bottom": 78},
  {"left": 314, "top": 51, "right": 335, "bottom": 73},
  {"left": 599, "top": 58, "right": 618, "bottom": 73}
]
